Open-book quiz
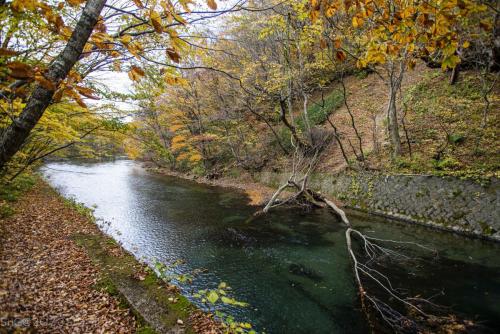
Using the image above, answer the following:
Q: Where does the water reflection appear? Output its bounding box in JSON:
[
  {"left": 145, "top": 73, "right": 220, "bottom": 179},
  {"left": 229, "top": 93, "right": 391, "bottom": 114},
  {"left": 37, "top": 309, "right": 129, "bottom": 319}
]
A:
[{"left": 42, "top": 160, "right": 500, "bottom": 333}]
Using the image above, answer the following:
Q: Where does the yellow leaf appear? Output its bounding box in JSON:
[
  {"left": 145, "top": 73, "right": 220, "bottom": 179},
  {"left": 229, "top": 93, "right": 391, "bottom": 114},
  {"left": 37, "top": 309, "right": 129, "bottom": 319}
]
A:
[
  {"left": 352, "top": 16, "right": 363, "bottom": 28},
  {"left": 310, "top": 9, "right": 319, "bottom": 21},
  {"left": 189, "top": 153, "right": 202, "bottom": 162},
  {"left": 52, "top": 87, "right": 65, "bottom": 103},
  {"left": 66, "top": 0, "right": 85, "bottom": 7},
  {"left": 408, "top": 59, "right": 416, "bottom": 70},
  {"left": 126, "top": 42, "right": 144, "bottom": 60},
  {"left": 75, "top": 86, "right": 99, "bottom": 99},
  {"left": 335, "top": 50, "right": 346, "bottom": 62},
  {"left": 113, "top": 60, "right": 121, "bottom": 72},
  {"left": 171, "top": 11, "right": 187, "bottom": 25},
  {"left": 132, "top": 0, "right": 144, "bottom": 8},
  {"left": 91, "top": 32, "right": 111, "bottom": 43},
  {"left": 319, "top": 38, "right": 327, "bottom": 49},
  {"left": 7, "top": 62, "right": 34, "bottom": 79},
  {"left": 165, "top": 75, "right": 188, "bottom": 86},
  {"left": 61, "top": 27, "right": 73, "bottom": 40},
  {"left": 65, "top": 88, "right": 87, "bottom": 108},
  {"left": 401, "top": 7, "right": 415, "bottom": 19},
  {"left": 128, "top": 65, "right": 145, "bottom": 81},
  {"left": 479, "top": 19, "right": 492, "bottom": 31},
  {"left": 169, "top": 124, "right": 184, "bottom": 132},
  {"left": 0, "top": 48, "right": 19, "bottom": 57},
  {"left": 462, "top": 41, "right": 470, "bottom": 48},
  {"left": 166, "top": 48, "right": 181, "bottom": 63},
  {"left": 150, "top": 10, "right": 163, "bottom": 33},
  {"left": 11, "top": 0, "right": 38, "bottom": 12},
  {"left": 120, "top": 35, "right": 132, "bottom": 44},
  {"left": 441, "top": 55, "right": 460, "bottom": 70},
  {"left": 207, "top": 0, "right": 217, "bottom": 10},
  {"left": 34, "top": 74, "right": 56, "bottom": 90},
  {"left": 172, "top": 135, "right": 187, "bottom": 145}
]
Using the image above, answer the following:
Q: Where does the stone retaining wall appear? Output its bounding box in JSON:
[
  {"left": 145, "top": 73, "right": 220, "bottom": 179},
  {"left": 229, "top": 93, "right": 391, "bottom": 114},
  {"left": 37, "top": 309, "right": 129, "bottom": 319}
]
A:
[{"left": 257, "top": 171, "right": 500, "bottom": 240}]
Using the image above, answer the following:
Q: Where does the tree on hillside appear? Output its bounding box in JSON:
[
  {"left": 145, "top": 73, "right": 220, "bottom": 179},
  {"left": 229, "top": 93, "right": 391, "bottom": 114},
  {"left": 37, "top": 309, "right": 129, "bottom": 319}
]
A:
[
  {"left": 312, "top": 0, "right": 492, "bottom": 158},
  {"left": 125, "top": 1, "right": 349, "bottom": 173}
]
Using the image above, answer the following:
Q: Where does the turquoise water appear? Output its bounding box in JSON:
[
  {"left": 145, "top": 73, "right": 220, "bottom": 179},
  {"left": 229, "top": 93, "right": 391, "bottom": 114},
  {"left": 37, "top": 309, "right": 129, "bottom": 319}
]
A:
[{"left": 42, "top": 160, "right": 500, "bottom": 333}]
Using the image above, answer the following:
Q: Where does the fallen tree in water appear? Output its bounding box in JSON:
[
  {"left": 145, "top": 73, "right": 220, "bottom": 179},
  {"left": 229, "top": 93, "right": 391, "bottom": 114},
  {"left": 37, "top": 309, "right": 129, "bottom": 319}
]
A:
[{"left": 257, "top": 144, "right": 478, "bottom": 333}]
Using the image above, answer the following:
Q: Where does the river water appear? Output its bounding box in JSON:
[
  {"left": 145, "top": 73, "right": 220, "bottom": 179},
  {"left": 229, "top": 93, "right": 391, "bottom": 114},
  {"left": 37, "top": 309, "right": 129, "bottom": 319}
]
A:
[{"left": 41, "top": 160, "right": 500, "bottom": 333}]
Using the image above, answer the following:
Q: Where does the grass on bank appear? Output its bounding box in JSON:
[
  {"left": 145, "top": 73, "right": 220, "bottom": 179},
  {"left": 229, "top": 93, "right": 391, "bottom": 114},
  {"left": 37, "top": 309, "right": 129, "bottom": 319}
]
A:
[
  {"left": 72, "top": 233, "right": 194, "bottom": 334},
  {"left": 297, "top": 89, "right": 344, "bottom": 132},
  {"left": 0, "top": 174, "right": 36, "bottom": 219}
]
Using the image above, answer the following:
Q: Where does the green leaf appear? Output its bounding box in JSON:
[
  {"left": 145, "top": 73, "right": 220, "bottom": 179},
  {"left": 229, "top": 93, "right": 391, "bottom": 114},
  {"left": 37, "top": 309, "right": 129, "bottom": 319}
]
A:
[
  {"left": 207, "top": 290, "right": 219, "bottom": 304},
  {"left": 240, "top": 322, "right": 252, "bottom": 329},
  {"left": 221, "top": 296, "right": 233, "bottom": 304},
  {"left": 234, "top": 300, "right": 249, "bottom": 307}
]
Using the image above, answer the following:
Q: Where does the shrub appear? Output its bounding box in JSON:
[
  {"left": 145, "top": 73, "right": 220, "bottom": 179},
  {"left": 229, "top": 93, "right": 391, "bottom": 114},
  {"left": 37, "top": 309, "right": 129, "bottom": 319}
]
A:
[
  {"left": 297, "top": 89, "right": 344, "bottom": 131},
  {"left": 0, "top": 174, "right": 36, "bottom": 203},
  {"left": 0, "top": 203, "right": 15, "bottom": 219},
  {"left": 0, "top": 173, "right": 36, "bottom": 219}
]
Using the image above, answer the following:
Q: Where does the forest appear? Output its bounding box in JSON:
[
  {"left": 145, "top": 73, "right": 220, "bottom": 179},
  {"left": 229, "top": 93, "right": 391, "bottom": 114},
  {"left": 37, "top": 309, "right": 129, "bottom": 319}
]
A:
[{"left": 0, "top": 0, "right": 499, "bottom": 333}]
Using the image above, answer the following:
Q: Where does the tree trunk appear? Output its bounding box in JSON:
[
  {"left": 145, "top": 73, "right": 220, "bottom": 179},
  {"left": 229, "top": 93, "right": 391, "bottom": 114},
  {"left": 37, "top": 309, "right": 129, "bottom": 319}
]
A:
[
  {"left": 449, "top": 65, "right": 459, "bottom": 85},
  {"left": 0, "top": 0, "right": 106, "bottom": 170},
  {"left": 387, "top": 85, "right": 402, "bottom": 158},
  {"left": 302, "top": 92, "right": 313, "bottom": 144},
  {"left": 489, "top": 11, "right": 500, "bottom": 72}
]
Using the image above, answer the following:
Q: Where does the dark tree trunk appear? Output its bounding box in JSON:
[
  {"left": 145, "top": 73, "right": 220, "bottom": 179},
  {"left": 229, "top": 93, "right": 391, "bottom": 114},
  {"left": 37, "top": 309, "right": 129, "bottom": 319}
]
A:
[
  {"left": 490, "top": 11, "right": 500, "bottom": 72},
  {"left": 0, "top": 0, "right": 106, "bottom": 170},
  {"left": 450, "top": 65, "right": 460, "bottom": 85},
  {"left": 279, "top": 99, "right": 307, "bottom": 149}
]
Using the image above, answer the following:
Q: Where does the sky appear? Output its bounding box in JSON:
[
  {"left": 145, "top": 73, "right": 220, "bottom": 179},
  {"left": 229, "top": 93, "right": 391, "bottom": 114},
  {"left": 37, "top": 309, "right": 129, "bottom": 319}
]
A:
[{"left": 87, "top": 71, "right": 135, "bottom": 112}]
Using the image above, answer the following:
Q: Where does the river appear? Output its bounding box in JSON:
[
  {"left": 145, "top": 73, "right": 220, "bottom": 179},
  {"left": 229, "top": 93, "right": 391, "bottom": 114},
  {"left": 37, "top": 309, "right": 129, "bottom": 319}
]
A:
[{"left": 41, "top": 160, "right": 500, "bottom": 333}]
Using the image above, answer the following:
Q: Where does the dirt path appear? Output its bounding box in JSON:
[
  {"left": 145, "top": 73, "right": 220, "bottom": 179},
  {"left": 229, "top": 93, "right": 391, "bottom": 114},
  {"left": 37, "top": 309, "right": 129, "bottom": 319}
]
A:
[{"left": 0, "top": 182, "right": 137, "bottom": 333}]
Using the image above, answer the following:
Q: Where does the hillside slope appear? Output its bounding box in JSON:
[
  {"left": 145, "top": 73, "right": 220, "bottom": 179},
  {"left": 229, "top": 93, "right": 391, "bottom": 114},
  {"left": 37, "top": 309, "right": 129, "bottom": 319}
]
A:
[{"left": 306, "top": 63, "right": 499, "bottom": 178}]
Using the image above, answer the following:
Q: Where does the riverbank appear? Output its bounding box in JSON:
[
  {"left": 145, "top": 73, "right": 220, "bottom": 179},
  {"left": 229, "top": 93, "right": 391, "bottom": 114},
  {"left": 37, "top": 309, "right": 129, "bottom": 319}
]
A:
[
  {"left": 147, "top": 165, "right": 499, "bottom": 242},
  {"left": 257, "top": 170, "right": 500, "bottom": 242},
  {"left": 0, "top": 178, "right": 220, "bottom": 333},
  {"left": 146, "top": 167, "right": 280, "bottom": 206}
]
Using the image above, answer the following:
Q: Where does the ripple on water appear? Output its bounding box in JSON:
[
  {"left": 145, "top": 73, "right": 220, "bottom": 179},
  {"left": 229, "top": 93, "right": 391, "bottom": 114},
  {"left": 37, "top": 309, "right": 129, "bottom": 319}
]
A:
[{"left": 42, "top": 160, "right": 500, "bottom": 334}]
